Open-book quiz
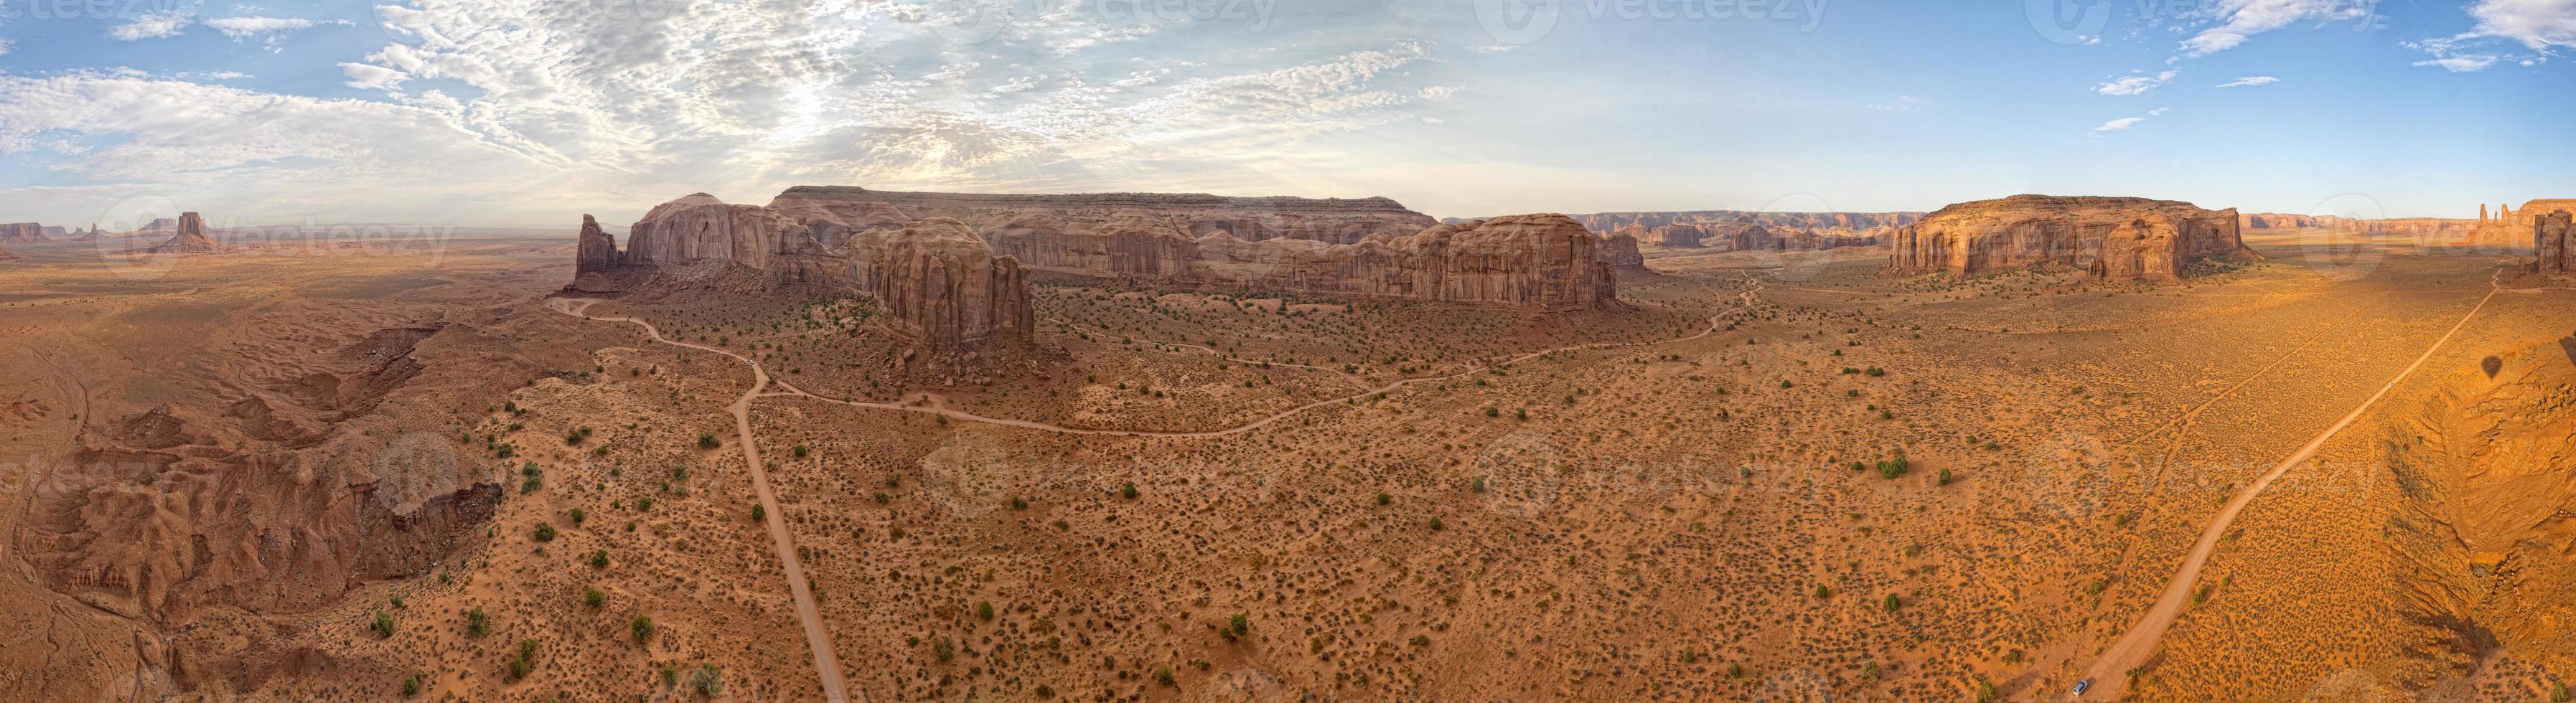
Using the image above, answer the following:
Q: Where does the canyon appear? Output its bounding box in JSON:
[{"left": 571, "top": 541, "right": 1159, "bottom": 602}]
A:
[{"left": 1883, "top": 194, "right": 2255, "bottom": 280}]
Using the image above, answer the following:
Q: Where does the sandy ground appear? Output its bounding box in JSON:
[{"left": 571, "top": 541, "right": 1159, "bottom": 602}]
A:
[{"left": 2, "top": 230, "right": 2570, "bottom": 701}]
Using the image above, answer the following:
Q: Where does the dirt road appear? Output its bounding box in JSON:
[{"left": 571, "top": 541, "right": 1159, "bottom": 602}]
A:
[
  {"left": 2075, "top": 275, "right": 2504, "bottom": 701},
  {"left": 553, "top": 299, "right": 853, "bottom": 703}
]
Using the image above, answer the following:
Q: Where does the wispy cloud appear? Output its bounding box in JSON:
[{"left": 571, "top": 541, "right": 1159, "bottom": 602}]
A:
[
  {"left": 2216, "top": 75, "right": 2280, "bottom": 88},
  {"left": 2179, "top": 0, "right": 2376, "bottom": 57},
  {"left": 2415, "top": 55, "right": 2501, "bottom": 72},
  {"left": 2407, "top": 0, "right": 2573, "bottom": 72},
  {"left": 2092, "top": 108, "right": 2169, "bottom": 133},
  {"left": 2095, "top": 70, "right": 2178, "bottom": 96},
  {"left": 108, "top": 12, "right": 195, "bottom": 40},
  {"left": 202, "top": 16, "right": 350, "bottom": 40}
]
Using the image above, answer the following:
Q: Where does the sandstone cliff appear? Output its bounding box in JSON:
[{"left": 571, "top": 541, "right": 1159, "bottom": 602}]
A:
[
  {"left": 1190, "top": 214, "right": 1617, "bottom": 311},
  {"left": 2470, "top": 199, "right": 2576, "bottom": 247},
  {"left": 1884, "top": 195, "right": 2253, "bottom": 280},
  {"left": 2533, "top": 210, "right": 2572, "bottom": 274},
  {"left": 757, "top": 186, "right": 1621, "bottom": 311},
  {"left": 145, "top": 212, "right": 222, "bottom": 254},
  {"left": 844, "top": 218, "right": 1035, "bottom": 350},
  {"left": 569, "top": 194, "right": 1034, "bottom": 351},
  {"left": 770, "top": 185, "right": 1438, "bottom": 245},
  {"left": 1641, "top": 224, "right": 1705, "bottom": 247},
  {"left": 1568, "top": 209, "right": 1919, "bottom": 233}
]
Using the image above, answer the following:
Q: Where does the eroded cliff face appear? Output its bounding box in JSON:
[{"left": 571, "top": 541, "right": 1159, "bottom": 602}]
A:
[
  {"left": 2380, "top": 339, "right": 2576, "bottom": 686},
  {"left": 1570, "top": 210, "right": 1919, "bottom": 233},
  {"left": 769, "top": 185, "right": 1439, "bottom": 245},
  {"left": 1884, "top": 194, "right": 2252, "bottom": 280},
  {"left": 845, "top": 218, "right": 1035, "bottom": 351},
  {"left": 747, "top": 186, "right": 1623, "bottom": 311},
  {"left": 568, "top": 193, "right": 1034, "bottom": 351},
  {"left": 2530, "top": 210, "right": 2572, "bottom": 274},
  {"left": 1191, "top": 214, "right": 1616, "bottom": 311}
]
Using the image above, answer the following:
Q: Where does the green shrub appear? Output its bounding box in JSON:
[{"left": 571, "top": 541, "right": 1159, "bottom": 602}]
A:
[
  {"left": 467, "top": 607, "right": 489, "bottom": 637},
  {"left": 584, "top": 588, "right": 605, "bottom": 608},
  {"left": 696, "top": 433, "right": 720, "bottom": 449},
  {"left": 533, "top": 523, "right": 556, "bottom": 542},
  {"left": 631, "top": 615, "right": 656, "bottom": 644},
  {"left": 370, "top": 610, "right": 395, "bottom": 638},
  {"left": 690, "top": 664, "right": 724, "bottom": 695}
]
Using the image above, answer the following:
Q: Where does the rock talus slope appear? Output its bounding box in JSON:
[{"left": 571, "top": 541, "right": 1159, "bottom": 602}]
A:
[
  {"left": 144, "top": 212, "right": 223, "bottom": 254},
  {"left": 1884, "top": 194, "right": 2252, "bottom": 280}
]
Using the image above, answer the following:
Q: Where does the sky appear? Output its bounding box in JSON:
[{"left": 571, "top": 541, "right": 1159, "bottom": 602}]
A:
[{"left": 0, "top": 0, "right": 2570, "bottom": 228}]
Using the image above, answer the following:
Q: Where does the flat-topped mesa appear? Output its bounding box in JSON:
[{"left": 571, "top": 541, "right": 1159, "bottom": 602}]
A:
[
  {"left": 568, "top": 193, "right": 1034, "bottom": 352},
  {"left": 770, "top": 185, "right": 1438, "bottom": 245},
  {"left": 2478, "top": 198, "right": 2576, "bottom": 247},
  {"left": 144, "top": 212, "right": 222, "bottom": 254},
  {"left": 764, "top": 185, "right": 1621, "bottom": 311},
  {"left": 1192, "top": 214, "right": 1616, "bottom": 311},
  {"left": 1884, "top": 194, "right": 2254, "bottom": 280},
  {"left": 2531, "top": 209, "right": 2573, "bottom": 274},
  {"left": 0, "top": 222, "right": 52, "bottom": 243}
]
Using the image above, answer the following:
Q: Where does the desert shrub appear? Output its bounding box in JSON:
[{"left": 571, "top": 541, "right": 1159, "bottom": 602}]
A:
[
  {"left": 467, "top": 608, "right": 489, "bottom": 637},
  {"left": 933, "top": 636, "right": 955, "bottom": 663},
  {"left": 631, "top": 615, "right": 655, "bottom": 644},
  {"left": 750, "top": 504, "right": 765, "bottom": 522},
  {"left": 690, "top": 664, "right": 724, "bottom": 695},
  {"left": 1883, "top": 593, "right": 1901, "bottom": 611},
  {"left": 401, "top": 673, "right": 423, "bottom": 697},
  {"left": 584, "top": 588, "right": 605, "bottom": 608},
  {"left": 975, "top": 601, "right": 996, "bottom": 621},
  {"left": 533, "top": 523, "right": 556, "bottom": 542},
  {"left": 1152, "top": 665, "right": 1175, "bottom": 686},
  {"left": 696, "top": 433, "right": 719, "bottom": 449},
  {"left": 370, "top": 610, "right": 395, "bottom": 638}
]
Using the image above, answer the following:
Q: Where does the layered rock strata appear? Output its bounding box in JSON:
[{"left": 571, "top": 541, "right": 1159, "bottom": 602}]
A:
[
  {"left": 572, "top": 194, "right": 1033, "bottom": 350},
  {"left": 145, "top": 212, "right": 222, "bottom": 254},
  {"left": 1884, "top": 195, "right": 2254, "bottom": 280}
]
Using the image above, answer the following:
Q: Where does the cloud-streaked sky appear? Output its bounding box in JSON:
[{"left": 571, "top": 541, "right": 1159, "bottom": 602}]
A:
[{"left": 1, "top": 0, "right": 2571, "bottom": 227}]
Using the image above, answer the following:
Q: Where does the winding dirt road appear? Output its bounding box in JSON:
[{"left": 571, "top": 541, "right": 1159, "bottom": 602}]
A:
[
  {"left": 544, "top": 275, "right": 1761, "bottom": 698},
  {"left": 2075, "top": 272, "right": 2509, "bottom": 700},
  {"left": 551, "top": 299, "right": 853, "bottom": 703}
]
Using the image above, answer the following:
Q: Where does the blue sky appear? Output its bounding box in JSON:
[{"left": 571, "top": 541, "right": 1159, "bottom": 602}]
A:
[{"left": 0, "top": 0, "right": 2570, "bottom": 227}]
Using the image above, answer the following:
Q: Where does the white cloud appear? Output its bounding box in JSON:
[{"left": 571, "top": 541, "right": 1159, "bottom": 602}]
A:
[
  {"left": 2093, "top": 117, "right": 2147, "bottom": 132},
  {"left": 2407, "top": 1, "right": 2573, "bottom": 72},
  {"left": 2095, "top": 70, "right": 2178, "bottom": 95},
  {"left": 109, "top": 12, "right": 195, "bottom": 40},
  {"left": 2093, "top": 108, "right": 2167, "bottom": 133},
  {"left": 202, "top": 16, "right": 349, "bottom": 40},
  {"left": 339, "top": 62, "right": 409, "bottom": 90},
  {"left": 2216, "top": 75, "right": 2280, "bottom": 88},
  {"left": 2180, "top": 0, "right": 2376, "bottom": 57},
  {"left": 2465, "top": 0, "right": 2576, "bottom": 50},
  {"left": 2415, "top": 55, "right": 2501, "bottom": 71},
  {"left": 10, "top": 1, "right": 1465, "bottom": 225},
  {"left": 0, "top": 40, "right": 12, "bottom": 57}
]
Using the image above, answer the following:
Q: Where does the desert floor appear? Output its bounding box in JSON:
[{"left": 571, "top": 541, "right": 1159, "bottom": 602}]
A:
[{"left": 2, "top": 228, "right": 2570, "bottom": 702}]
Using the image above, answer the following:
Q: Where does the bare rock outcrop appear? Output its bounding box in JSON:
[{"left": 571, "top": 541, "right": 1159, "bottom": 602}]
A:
[
  {"left": 1191, "top": 214, "right": 1617, "bottom": 311},
  {"left": 1568, "top": 209, "right": 1920, "bottom": 233},
  {"left": 568, "top": 193, "right": 1034, "bottom": 351},
  {"left": 573, "top": 214, "right": 622, "bottom": 274},
  {"left": 759, "top": 185, "right": 1621, "bottom": 311},
  {"left": 144, "top": 212, "right": 223, "bottom": 254},
  {"left": 844, "top": 218, "right": 1035, "bottom": 350},
  {"left": 1596, "top": 228, "right": 1647, "bottom": 272},
  {"left": 2532, "top": 209, "right": 2573, "bottom": 274},
  {"left": 1884, "top": 194, "right": 2254, "bottom": 280},
  {"left": 1639, "top": 225, "right": 1704, "bottom": 247}
]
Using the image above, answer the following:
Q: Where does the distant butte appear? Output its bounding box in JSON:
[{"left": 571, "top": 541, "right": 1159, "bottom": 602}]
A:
[
  {"left": 1884, "top": 194, "right": 2258, "bottom": 280},
  {"left": 143, "top": 212, "right": 224, "bottom": 254}
]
